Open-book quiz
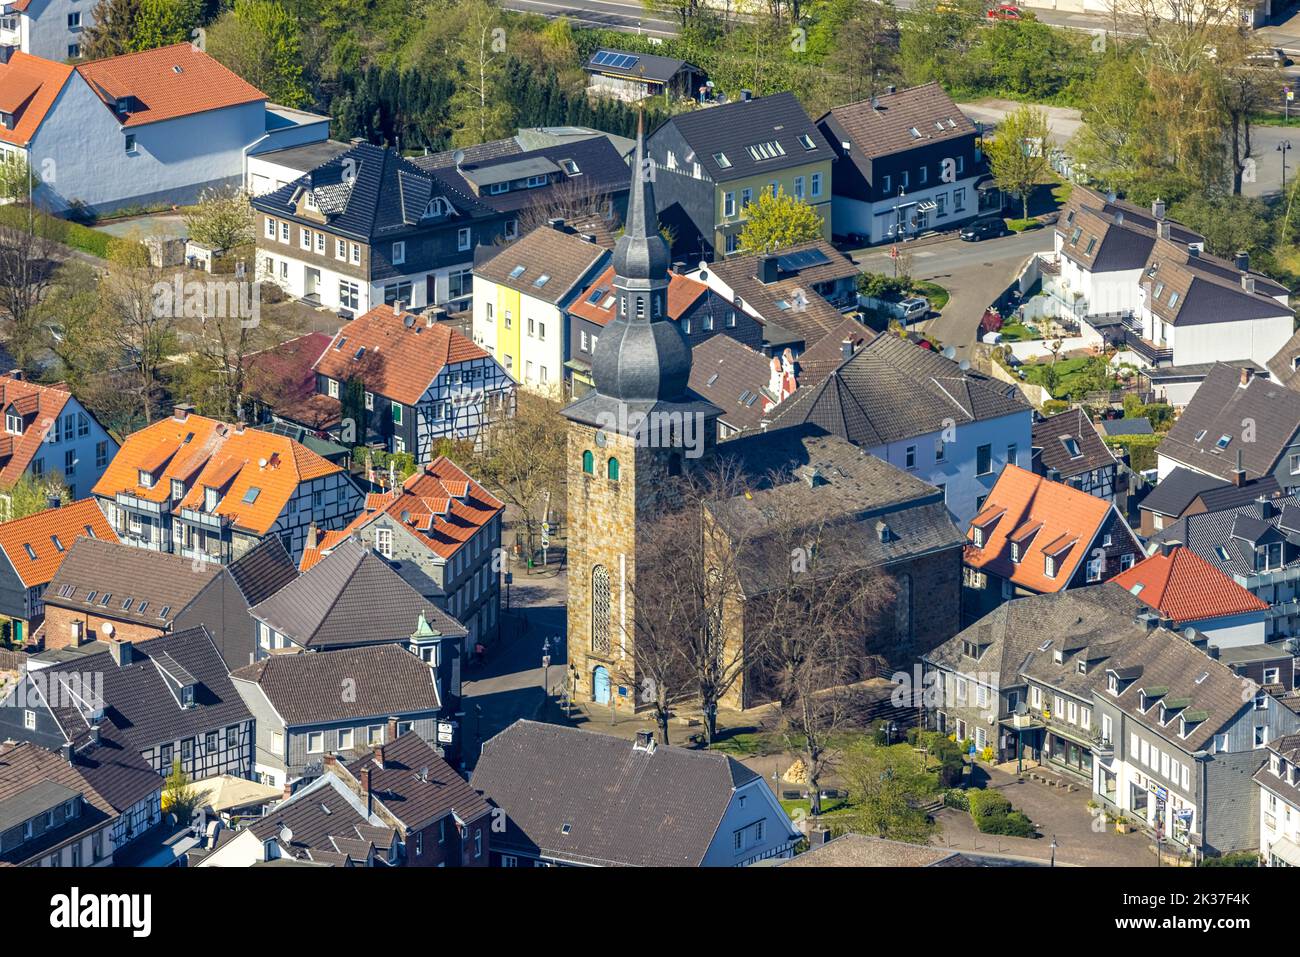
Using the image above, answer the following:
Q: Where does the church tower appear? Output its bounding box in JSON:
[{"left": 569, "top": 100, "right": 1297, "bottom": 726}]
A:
[{"left": 561, "top": 116, "right": 721, "bottom": 712}]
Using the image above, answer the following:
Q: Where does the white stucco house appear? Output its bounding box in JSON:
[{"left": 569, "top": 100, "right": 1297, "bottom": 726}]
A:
[
  {"left": 0, "top": 43, "right": 329, "bottom": 215},
  {"left": 0, "top": 0, "right": 91, "bottom": 61}
]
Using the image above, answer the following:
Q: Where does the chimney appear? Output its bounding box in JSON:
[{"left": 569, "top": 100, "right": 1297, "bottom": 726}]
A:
[
  {"left": 1235, "top": 250, "right": 1249, "bottom": 271},
  {"left": 671, "top": 260, "right": 686, "bottom": 273},
  {"left": 1159, "top": 539, "right": 1181, "bottom": 558},
  {"left": 1187, "top": 243, "right": 1199, "bottom": 258},
  {"left": 306, "top": 521, "right": 319, "bottom": 549},
  {"left": 841, "top": 338, "right": 854, "bottom": 360},
  {"left": 1137, "top": 610, "right": 1159, "bottom": 631},
  {"left": 876, "top": 520, "right": 890, "bottom": 543},
  {"left": 1152, "top": 198, "right": 1166, "bottom": 221},
  {"left": 282, "top": 779, "right": 293, "bottom": 802},
  {"left": 1156, "top": 222, "right": 1170, "bottom": 240},
  {"left": 870, "top": 95, "right": 880, "bottom": 110},
  {"left": 1258, "top": 496, "right": 1274, "bottom": 521},
  {"left": 580, "top": 233, "right": 597, "bottom": 244},
  {"left": 360, "top": 766, "right": 372, "bottom": 814},
  {"left": 6, "top": 369, "right": 20, "bottom": 381},
  {"left": 0, "top": 46, "right": 14, "bottom": 66},
  {"left": 740, "top": 89, "right": 753, "bottom": 102},
  {"left": 234, "top": 421, "right": 245, "bottom": 434},
  {"left": 1233, "top": 449, "right": 1246, "bottom": 487},
  {"left": 386, "top": 716, "right": 399, "bottom": 744},
  {"left": 1105, "top": 190, "right": 1117, "bottom": 203},
  {"left": 172, "top": 404, "right": 193, "bottom": 422},
  {"left": 1242, "top": 274, "right": 1256, "bottom": 295},
  {"left": 633, "top": 729, "right": 656, "bottom": 753},
  {"left": 1046, "top": 467, "right": 1061, "bottom": 483},
  {"left": 885, "top": 84, "right": 896, "bottom": 95},
  {"left": 393, "top": 300, "right": 405, "bottom": 317},
  {"left": 1114, "top": 210, "right": 1124, "bottom": 225},
  {"left": 1241, "top": 366, "right": 1255, "bottom": 388},
  {"left": 109, "top": 639, "right": 133, "bottom": 668},
  {"left": 759, "top": 255, "right": 779, "bottom": 285},
  {"left": 322, "top": 752, "right": 337, "bottom": 773}
]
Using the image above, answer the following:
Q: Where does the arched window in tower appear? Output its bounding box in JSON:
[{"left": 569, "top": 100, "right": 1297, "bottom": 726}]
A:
[
  {"left": 591, "top": 565, "right": 611, "bottom": 654},
  {"left": 894, "top": 573, "right": 913, "bottom": 642},
  {"left": 582, "top": 450, "right": 594, "bottom": 474},
  {"left": 607, "top": 457, "right": 621, "bottom": 481},
  {"left": 635, "top": 295, "right": 646, "bottom": 319}
]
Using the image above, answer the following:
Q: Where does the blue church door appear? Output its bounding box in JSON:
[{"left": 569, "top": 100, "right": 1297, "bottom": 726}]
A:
[{"left": 593, "top": 666, "right": 611, "bottom": 705}]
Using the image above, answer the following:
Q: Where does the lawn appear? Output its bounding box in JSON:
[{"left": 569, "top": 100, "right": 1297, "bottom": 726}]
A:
[
  {"left": 780, "top": 796, "right": 852, "bottom": 819},
  {"left": 913, "top": 280, "right": 949, "bottom": 313},
  {"left": 1021, "top": 356, "right": 1094, "bottom": 398},
  {"left": 997, "top": 321, "right": 1039, "bottom": 342},
  {"left": 707, "top": 730, "right": 780, "bottom": 757}
]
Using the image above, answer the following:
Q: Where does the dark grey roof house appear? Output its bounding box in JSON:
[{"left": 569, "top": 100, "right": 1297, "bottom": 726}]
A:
[
  {"left": 1137, "top": 465, "right": 1278, "bottom": 537},
  {"left": 583, "top": 49, "right": 705, "bottom": 103},
  {"left": 471, "top": 721, "right": 800, "bottom": 867},
  {"left": 1032, "top": 408, "right": 1119, "bottom": 503}
]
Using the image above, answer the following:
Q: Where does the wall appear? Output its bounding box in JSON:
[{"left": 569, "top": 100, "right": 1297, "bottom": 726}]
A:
[
  {"left": 699, "top": 777, "right": 797, "bottom": 866},
  {"left": 40, "top": 604, "right": 166, "bottom": 652},
  {"left": 20, "top": 0, "right": 90, "bottom": 60}
]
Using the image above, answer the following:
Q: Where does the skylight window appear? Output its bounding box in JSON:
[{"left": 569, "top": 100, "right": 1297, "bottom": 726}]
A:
[
  {"left": 243, "top": 487, "right": 261, "bottom": 504},
  {"left": 1215, "top": 435, "right": 1231, "bottom": 452},
  {"left": 50, "top": 535, "right": 63, "bottom": 552},
  {"left": 797, "top": 134, "right": 816, "bottom": 151},
  {"left": 159, "top": 605, "right": 171, "bottom": 619},
  {"left": 353, "top": 347, "right": 366, "bottom": 360},
  {"left": 509, "top": 265, "right": 526, "bottom": 279},
  {"left": 1214, "top": 545, "right": 1231, "bottom": 563},
  {"left": 533, "top": 274, "right": 551, "bottom": 288},
  {"left": 1061, "top": 437, "right": 1082, "bottom": 458},
  {"left": 706, "top": 373, "right": 719, "bottom": 386},
  {"left": 713, "top": 152, "right": 732, "bottom": 168},
  {"left": 99, "top": 593, "right": 111, "bottom": 607},
  {"left": 83, "top": 525, "right": 95, "bottom": 538},
  {"left": 335, "top": 337, "right": 347, "bottom": 351},
  {"left": 1194, "top": 429, "right": 1207, "bottom": 442},
  {"left": 22, "top": 544, "right": 35, "bottom": 560}
]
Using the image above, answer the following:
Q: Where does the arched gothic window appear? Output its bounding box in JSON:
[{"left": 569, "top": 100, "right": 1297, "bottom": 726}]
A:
[{"left": 591, "top": 565, "right": 611, "bottom": 654}]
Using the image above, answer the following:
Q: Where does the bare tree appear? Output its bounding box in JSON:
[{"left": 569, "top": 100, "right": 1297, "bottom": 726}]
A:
[
  {"left": 512, "top": 176, "right": 620, "bottom": 243},
  {"left": 0, "top": 213, "right": 62, "bottom": 371}
]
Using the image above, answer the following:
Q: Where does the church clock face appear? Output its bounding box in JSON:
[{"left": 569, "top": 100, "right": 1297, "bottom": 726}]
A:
[{"left": 595, "top": 430, "right": 608, "bottom": 448}]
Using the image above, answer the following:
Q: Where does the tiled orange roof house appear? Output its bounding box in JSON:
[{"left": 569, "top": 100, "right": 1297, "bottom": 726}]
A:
[
  {"left": 962, "top": 464, "right": 1142, "bottom": 622},
  {"left": 1111, "top": 541, "right": 1270, "bottom": 647},
  {"left": 313, "top": 303, "right": 515, "bottom": 462},
  {"left": 92, "top": 406, "right": 363, "bottom": 564},
  {"left": 0, "top": 498, "right": 113, "bottom": 645},
  {"left": 301, "top": 456, "right": 504, "bottom": 648},
  {"left": 0, "top": 43, "right": 330, "bottom": 215},
  {"left": 0, "top": 371, "right": 118, "bottom": 509}
]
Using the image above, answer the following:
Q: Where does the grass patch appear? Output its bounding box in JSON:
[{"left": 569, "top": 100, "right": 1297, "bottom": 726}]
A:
[
  {"left": 1021, "top": 356, "right": 1092, "bottom": 397},
  {"left": 781, "top": 796, "right": 852, "bottom": 818},
  {"left": 1051, "top": 180, "right": 1073, "bottom": 205},
  {"left": 1006, "top": 218, "right": 1043, "bottom": 232},
  {"left": 913, "top": 280, "right": 949, "bottom": 312},
  {"left": 997, "top": 321, "right": 1039, "bottom": 342},
  {"left": 707, "top": 730, "right": 779, "bottom": 757}
]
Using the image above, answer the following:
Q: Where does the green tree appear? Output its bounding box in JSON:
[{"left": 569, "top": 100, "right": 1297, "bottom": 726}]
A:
[
  {"left": 205, "top": 0, "right": 310, "bottom": 108},
  {"left": 132, "top": 0, "right": 200, "bottom": 50},
  {"left": 1170, "top": 193, "right": 1274, "bottom": 260},
  {"left": 162, "top": 759, "right": 199, "bottom": 824},
  {"left": 182, "top": 186, "right": 255, "bottom": 254},
  {"left": 838, "top": 741, "right": 937, "bottom": 844},
  {"left": 0, "top": 474, "right": 69, "bottom": 522},
  {"left": 986, "top": 105, "right": 1051, "bottom": 220},
  {"left": 737, "top": 187, "right": 824, "bottom": 254},
  {"left": 447, "top": 0, "right": 512, "bottom": 147}
]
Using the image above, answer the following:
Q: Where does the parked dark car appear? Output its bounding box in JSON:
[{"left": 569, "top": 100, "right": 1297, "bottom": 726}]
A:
[{"left": 959, "top": 217, "right": 1007, "bottom": 242}]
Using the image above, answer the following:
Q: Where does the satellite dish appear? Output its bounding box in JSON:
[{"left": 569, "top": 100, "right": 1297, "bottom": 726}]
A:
[
  {"left": 279, "top": 825, "right": 293, "bottom": 845},
  {"left": 452, "top": 149, "right": 465, "bottom": 169},
  {"left": 258, "top": 457, "right": 268, "bottom": 469},
  {"left": 101, "top": 621, "right": 114, "bottom": 637},
  {"left": 941, "top": 346, "right": 957, "bottom": 360},
  {"left": 959, "top": 359, "right": 971, "bottom": 371}
]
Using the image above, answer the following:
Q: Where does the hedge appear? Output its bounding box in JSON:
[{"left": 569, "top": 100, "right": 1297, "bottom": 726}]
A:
[
  {"left": 1104, "top": 433, "right": 1163, "bottom": 473},
  {"left": 0, "top": 205, "right": 120, "bottom": 259},
  {"left": 968, "top": 789, "right": 1037, "bottom": 837}
]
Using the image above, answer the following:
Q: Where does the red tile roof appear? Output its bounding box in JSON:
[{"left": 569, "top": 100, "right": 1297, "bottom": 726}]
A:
[
  {"left": 0, "top": 53, "right": 72, "bottom": 147},
  {"left": 964, "top": 465, "right": 1118, "bottom": 593},
  {"left": 568, "top": 265, "right": 708, "bottom": 328},
  {"left": 0, "top": 499, "right": 115, "bottom": 589},
  {"left": 92, "top": 411, "right": 345, "bottom": 536},
  {"left": 300, "top": 457, "right": 501, "bottom": 570},
  {"left": 77, "top": 43, "right": 265, "bottom": 129},
  {"left": 1111, "top": 544, "right": 1269, "bottom": 624},
  {"left": 0, "top": 375, "right": 72, "bottom": 487},
  {"left": 313, "top": 305, "right": 490, "bottom": 407}
]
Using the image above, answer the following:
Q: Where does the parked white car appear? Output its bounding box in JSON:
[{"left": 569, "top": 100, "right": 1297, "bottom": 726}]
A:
[{"left": 898, "top": 297, "right": 930, "bottom": 323}]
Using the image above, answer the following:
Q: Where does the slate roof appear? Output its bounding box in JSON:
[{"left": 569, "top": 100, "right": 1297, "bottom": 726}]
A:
[
  {"left": 1142, "top": 237, "right": 1291, "bottom": 328},
  {"left": 43, "top": 537, "right": 219, "bottom": 627},
  {"left": 1140, "top": 466, "right": 1229, "bottom": 519},
  {"left": 768, "top": 331, "right": 1029, "bottom": 447},
  {"left": 93, "top": 410, "right": 345, "bottom": 536},
  {"left": 1255, "top": 734, "right": 1300, "bottom": 804},
  {"left": 415, "top": 136, "right": 632, "bottom": 216},
  {"left": 778, "top": 833, "right": 974, "bottom": 867},
  {"left": 687, "top": 335, "right": 782, "bottom": 433},
  {"left": 1057, "top": 186, "right": 1203, "bottom": 274},
  {"left": 925, "top": 582, "right": 1147, "bottom": 689},
  {"left": 225, "top": 535, "right": 299, "bottom": 607},
  {"left": 36, "top": 627, "right": 252, "bottom": 754},
  {"left": 1111, "top": 544, "right": 1269, "bottom": 624},
  {"left": 0, "top": 743, "right": 120, "bottom": 865},
  {"left": 472, "top": 720, "right": 779, "bottom": 866},
  {"left": 1152, "top": 492, "right": 1300, "bottom": 581},
  {"left": 583, "top": 49, "right": 695, "bottom": 84},
  {"left": 706, "top": 427, "right": 963, "bottom": 596},
  {"left": 301, "top": 457, "right": 502, "bottom": 569},
  {"left": 964, "top": 465, "right": 1121, "bottom": 594},
  {"left": 249, "top": 774, "right": 394, "bottom": 866},
  {"left": 704, "top": 240, "right": 855, "bottom": 348},
  {"left": 251, "top": 536, "right": 466, "bottom": 649},
  {"left": 1033, "top": 408, "right": 1116, "bottom": 481},
  {"left": 475, "top": 225, "right": 608, "bottom": 306},
  {"left": 230, "top": 644, "right": 440, "bottom": 726},
  {"left": 344, "top": 732, "right": 490, "bottom": 829},
  {"left": 821, "top": 82, "right": 975, "bottom": 161},
  {"left": 1102, "top": 626, "right": 1261, "bottom": 751},
  {"left": 1099, "top": 417, "right": 1154, "bottom": 438},
  {"left": 657, "top": 92, "right": 832, "bottom": 183},
  {"left": 313, "top": 304, "right": 490, "bottom": 406},
  {"left": 67, "top": 729, "right": 164, "bottom": 816},
  {"left": 252, "top": 142, "right": 501, "bottom": 245},
  {"left": 0, "top": 499, "right": 114, "bottom": 590},
  {"left": 1158, "top": 364, "right": 1300, "bottom": 482}
]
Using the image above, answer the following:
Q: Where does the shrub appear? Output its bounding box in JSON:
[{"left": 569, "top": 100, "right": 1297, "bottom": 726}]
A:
[
  {"left": 1042, "top": 399, "right": 1070, "bottom": 415},
  {"left": 1006, "top": 218, "right": 1042, "bottom": 232},
  {"left": 857, "top": 271, "right": 913, "bottom": 301},
  {"left": 1105, "top": 433, "right": 1162, "bottom": 473},
  {"left": 980, "top": 309, "right": 1003, "bottom": 336},
  {"left": 1200, "top": 851, "right": 1260, "bottom": 867},
  {"left": 968, "top": 789, "right": 1036, "bottom": 837},
  {"left": 943, "top": 789, "right": 969, "bottom": 811}
]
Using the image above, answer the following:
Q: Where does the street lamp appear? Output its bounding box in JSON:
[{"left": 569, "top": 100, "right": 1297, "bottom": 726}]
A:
[
  {"left": 1280, "top": 141, "right": 1293, "bottom": 196},
  {"left": 1049, "top": 834, "right": 1058, "bottom": 867}
]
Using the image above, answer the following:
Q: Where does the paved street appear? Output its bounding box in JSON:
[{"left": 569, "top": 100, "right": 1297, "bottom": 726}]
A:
[{"left": 853, "top": 229, "right": 1054, "bottom": 358}]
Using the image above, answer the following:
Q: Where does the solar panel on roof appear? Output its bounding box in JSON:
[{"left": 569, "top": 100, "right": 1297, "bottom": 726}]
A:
[{"left": 775, "top": 248, "right": 831, "bottom": 273}]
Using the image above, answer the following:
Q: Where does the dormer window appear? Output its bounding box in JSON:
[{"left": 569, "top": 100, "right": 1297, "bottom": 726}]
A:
[
  {"left": 204, "top": 487, "right": 219, "bottom": 512},
  {"left": 1077, "top": 660, "right": 1087, "bottom": 675},
  {"left": 424, "top": 197, "right": 453, "bottom": 218},
  {"left": 4, "top": 409, "right": 20, "bottom": 434},
  {"left": 181, "top": 684, "right": 194, "bottom": 708},
  {"left": 138, "top": 469, "right": 154, "bottom": 489},
  {"left": 1010, "top": 541, "right": 1021, "bottom": 562},
  {"left": 171, "top": 479, "right": 185, "bottom": 500},
  {"left": 1044, "top": 555, "right": 1057, "bottom": 578},
  {"left": 115, "top": 97, "right": 131, "bottom": 114},
  {"left": 1107, "top": 673, "right": 1118, "bottom": 695}
]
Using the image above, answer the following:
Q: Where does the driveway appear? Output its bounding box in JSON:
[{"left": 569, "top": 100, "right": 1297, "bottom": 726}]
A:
[
  {"left": 934, "top": 765, "right": 1157, "bottom": 867},
  {"left": 853, "top": 229, "right": 1054, "bottom": 359}
]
